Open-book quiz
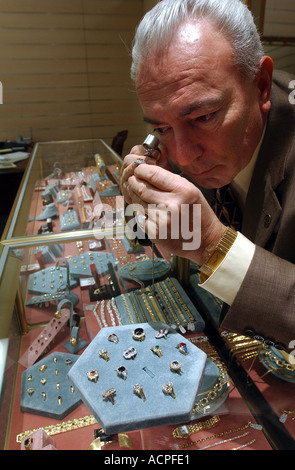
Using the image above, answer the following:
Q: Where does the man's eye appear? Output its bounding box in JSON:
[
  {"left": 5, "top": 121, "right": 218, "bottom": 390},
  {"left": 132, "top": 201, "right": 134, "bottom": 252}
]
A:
[
  {"left": 197, "top": 112, "right": 215, "bottom": 122},
  {"left": 153, "top": 127, "right": 168, "bottom": 135}
]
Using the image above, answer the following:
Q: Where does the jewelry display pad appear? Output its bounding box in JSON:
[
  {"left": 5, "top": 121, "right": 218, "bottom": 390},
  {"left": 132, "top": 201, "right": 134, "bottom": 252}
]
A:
[
  {"left": 118, "top": 258, "right": 171, "bottom": 282},
  {"left": 28, "top": 266, "right": 77, "bottom": 295},
  {"left": 59, "top": 208, "right": 80, "bottom": 231},
  {"left": 20, "top": 352, "right": 82, "bottom": 419},
  {"left": 34, "top": 243, "right": 64, "bottom": 265},
  {"left": 67, "top": 322, "right": 207, "bottom": 434},
  {"left": 68, "top": 251, "right": 116, "bottom": 278}
]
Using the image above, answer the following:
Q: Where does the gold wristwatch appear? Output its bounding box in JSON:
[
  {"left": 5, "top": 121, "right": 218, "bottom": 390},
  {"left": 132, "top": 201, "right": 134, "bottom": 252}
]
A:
[{"left": 199, "top": 227, "right": 237, "bottom": 283}]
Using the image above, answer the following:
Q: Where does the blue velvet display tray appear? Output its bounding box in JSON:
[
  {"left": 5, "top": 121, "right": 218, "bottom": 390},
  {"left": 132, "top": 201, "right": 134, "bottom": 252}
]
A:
[
  {"left": 28, "top": 266, "right": 77, "bottom": 295},
  {"left": 68, "top": 251, "right": 116, "bottom": 278},
  {"left": 34, "top": 244, "right": 64, "bottom": 265},
  {"left": 118, "top": 258, "right": 171, "bottom": 282},
  {"left": 60, "top": 208, "right": 80, "bottom": 231},
  {"left": 67, "top": 322, "right": 207, "bottom": 434},
  {"left": 20, "top": 352, "right": 82, "bottom": 419}
]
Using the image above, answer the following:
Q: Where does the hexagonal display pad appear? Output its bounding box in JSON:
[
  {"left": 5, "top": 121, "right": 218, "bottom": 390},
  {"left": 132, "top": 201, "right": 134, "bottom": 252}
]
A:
[
  {"left": 67, "top": 322, "right": 207, "bottom": 434},
  {"left": 20, "top": 352, "right": 82, "bottom": 419}
]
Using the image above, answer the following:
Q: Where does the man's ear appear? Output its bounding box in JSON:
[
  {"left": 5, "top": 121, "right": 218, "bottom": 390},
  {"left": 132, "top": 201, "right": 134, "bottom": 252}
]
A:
[{"left": 256, "top": 56, "right": 273, "bottom": 113}]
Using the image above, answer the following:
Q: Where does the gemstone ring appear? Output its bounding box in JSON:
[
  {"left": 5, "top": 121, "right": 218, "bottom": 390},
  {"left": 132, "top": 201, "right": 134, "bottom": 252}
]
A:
[
  {"left": 132, "top": 327, "right": 145, "bottom": 341},
  {"left": 87, "top": 369, "right": 99, "bottom": 383},
  {"left": 170, "top": 360, "right": 182, "bottom": 375},
  {"left": 150, "top": 345, "right": 162, "bottom": 357}
]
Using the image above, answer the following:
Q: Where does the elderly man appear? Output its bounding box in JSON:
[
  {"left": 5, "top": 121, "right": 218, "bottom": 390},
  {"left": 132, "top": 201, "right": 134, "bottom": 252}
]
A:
[{"left": 120, "top": 0, "right": 295, "bottom": 351}]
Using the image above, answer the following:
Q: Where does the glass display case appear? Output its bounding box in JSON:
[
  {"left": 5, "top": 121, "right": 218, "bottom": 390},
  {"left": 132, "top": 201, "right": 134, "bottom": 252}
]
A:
[{"left": 1, "top": 139, "right": 295, "bottom": 451}]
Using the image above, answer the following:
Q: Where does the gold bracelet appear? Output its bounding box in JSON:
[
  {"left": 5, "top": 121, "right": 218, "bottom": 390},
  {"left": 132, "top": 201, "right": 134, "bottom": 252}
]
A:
[
  {"left": 121, "top": 294, "right": 135, "bottom": 324},
  {"left": 154, "top": 283, "right": 180, "bottom": 326},
  {"left": 130, "top": 292, "right": 148, "bottom": 322},
  {"left": 174, "top": 420, "right": 261, "bottom": 450},
  {"left": 192, "top": 357, "right": 230, "bottom": 415},
  {"left": 239, "top": 351, "right": 260, "bottom": 362},
  {"left": 145, "top": 287, "right": 166, "bottom": 323},
  {"left": 166, "top": 278, "right": 195, "bottom": 322},
  {"left": 16, "top": 415, "right": 97, "bottom": 443},
  {"left": 161, "top": 280, "right": 188, "bottom": 325},
  {"left": 140, "top": 292, "right": 157, "bottom": 322},
  {"left": 127, "top": 293, "right": 142, "bottom": 323},
  {"left": 173, "top": 415, "right": 220, "bottom": 438}
]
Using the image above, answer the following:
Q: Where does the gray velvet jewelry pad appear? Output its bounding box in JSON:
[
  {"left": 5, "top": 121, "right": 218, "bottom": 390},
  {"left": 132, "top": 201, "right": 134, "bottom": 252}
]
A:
[
  {"left": 67, "top": 322, "right": 207, "bottom": 434},
  {"left": 20, "top": 352, "right": 82, "bottom": 419}
]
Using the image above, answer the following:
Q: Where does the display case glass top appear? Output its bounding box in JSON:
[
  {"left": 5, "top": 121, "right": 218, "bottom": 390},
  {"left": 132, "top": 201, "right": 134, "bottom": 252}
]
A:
[{"left": 4, "top": 139, "right": 123, "bottom": 241}]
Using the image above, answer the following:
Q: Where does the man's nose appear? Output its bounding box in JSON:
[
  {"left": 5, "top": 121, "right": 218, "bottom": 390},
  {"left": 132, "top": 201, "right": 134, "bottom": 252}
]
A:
[{"left": 173, "top": 132, "right": 203, "bottom": 167}]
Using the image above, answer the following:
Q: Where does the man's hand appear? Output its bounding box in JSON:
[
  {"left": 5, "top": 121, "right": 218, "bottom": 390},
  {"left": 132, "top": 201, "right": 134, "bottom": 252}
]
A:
[
  {"left": 119, "top": 143, "right": 172, "bottom": 204},
  {"left": 124, "top": 162, "right": 226, "bottom": 265}
]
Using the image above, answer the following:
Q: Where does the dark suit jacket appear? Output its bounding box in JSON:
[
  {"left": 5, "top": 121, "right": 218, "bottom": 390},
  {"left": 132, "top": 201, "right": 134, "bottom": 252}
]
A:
[{"left": 221, "top": 70, "right": 295, "bottom": 350}]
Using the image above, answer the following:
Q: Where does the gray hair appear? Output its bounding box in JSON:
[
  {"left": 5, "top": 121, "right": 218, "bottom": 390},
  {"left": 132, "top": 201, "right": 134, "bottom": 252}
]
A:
[{"left": 131, "top": 0, "right": 264, "bottom": 82}]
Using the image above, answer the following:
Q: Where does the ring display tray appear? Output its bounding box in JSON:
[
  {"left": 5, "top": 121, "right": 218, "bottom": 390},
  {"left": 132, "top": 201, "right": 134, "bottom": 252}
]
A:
[{"left": 67, "top": 322, "right": 207, "bottom": 434}]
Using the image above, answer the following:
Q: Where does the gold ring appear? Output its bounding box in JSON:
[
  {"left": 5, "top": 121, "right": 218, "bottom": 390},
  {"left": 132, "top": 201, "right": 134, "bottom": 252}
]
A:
[
  {"left": 132, "top": 327, "right": 145, "bottom": 342},
  {"left": 102, "top": 388, "right": 116, "bottom": 405},
  {"left": 87, "top": 369, "right": 99, "bottom": 383},
  {"left": 151, "top": 345, "right": 162, "bottom": 357},
  {"left": 170, "top": 360, "right": 182, "bottom": 375},
  {"left": 162, "top": 382, "right": 176, "bottom": 399},
  {"left": 98, "top": 349, "right": 110, "bottom": 361},
  {"left": 133, "top": 383, "right": 146, "bottom": 401},
  {"left": 116, "top": 365, "right": 127, "bottom": 380}
]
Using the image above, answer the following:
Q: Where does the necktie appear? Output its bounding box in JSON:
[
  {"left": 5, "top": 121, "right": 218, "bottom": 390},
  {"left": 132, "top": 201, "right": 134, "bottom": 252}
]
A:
[{"left": 211, "top": 185, "right": 242, "bottom": 231}]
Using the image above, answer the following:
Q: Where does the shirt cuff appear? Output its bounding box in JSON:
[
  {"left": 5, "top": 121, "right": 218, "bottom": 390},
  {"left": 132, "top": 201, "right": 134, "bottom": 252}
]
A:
[{"left": 199, "top": 231, "right": 255, "bottom": 305}]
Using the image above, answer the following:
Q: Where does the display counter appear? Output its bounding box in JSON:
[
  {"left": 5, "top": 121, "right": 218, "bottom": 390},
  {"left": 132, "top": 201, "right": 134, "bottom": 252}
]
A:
[{"left": 1, "top": 139, "right": 294, "bottom": 451}]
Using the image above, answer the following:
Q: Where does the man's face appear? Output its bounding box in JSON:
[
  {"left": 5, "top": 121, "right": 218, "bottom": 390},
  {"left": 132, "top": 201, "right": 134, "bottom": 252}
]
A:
[{"left": 136, "top": 21, "right": 268, "bottom": 188}]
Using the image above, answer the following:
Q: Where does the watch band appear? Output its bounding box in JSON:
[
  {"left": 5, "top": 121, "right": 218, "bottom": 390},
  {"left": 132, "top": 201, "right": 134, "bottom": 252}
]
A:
[{"left": 199, "top": 227, "right": 237, "bottom": 282}]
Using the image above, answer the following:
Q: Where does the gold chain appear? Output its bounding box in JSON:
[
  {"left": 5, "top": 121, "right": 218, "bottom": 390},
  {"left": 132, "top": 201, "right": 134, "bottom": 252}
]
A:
[
  {"left": 173, "top": 415, "right": 220, "bottom": 438},
  {"left": 16, "top": 415, "right": 97, "bottom": 443},
  {"left": 145, "top": 287, "right": 166, "bottom": 323},
  {"left": 127, "top": 293, "right": 142, "bottom": 323},
  {"left": 174, "top": 421, "right": 259, "bottom": 450},
  {"left": 120, "top": 294, "right": 135, "bottom": 324},
  {"left": 131, "top": 292, "right": 148, "bottom": 322}
]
